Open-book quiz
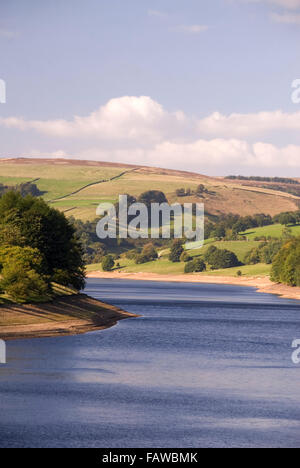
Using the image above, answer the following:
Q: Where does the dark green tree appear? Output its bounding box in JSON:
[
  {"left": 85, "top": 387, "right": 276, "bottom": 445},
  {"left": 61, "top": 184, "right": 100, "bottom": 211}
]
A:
[
  {"left": 169, "top": 240, "right": 184, "bottom": 263},
  {"left": 0, "top": 191, "right": 85, "bottom": 290},
  {"left": 102, "top": 255, "right": 115, "bottom": 271}
]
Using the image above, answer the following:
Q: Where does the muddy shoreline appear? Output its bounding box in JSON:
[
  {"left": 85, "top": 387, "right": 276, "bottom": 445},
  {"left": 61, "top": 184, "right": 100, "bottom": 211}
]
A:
[{"left": 0, "top": 294, "right": 139, "bottom": 341}]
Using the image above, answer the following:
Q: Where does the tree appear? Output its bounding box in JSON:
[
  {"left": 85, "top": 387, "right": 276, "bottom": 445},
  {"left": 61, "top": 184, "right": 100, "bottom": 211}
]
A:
[
  {"left": 277, "top": 213, "right": 296, "bottom": 226},
  {"left": 193, "top": 258, "right": 206, "bottom": 272},
  {"left": 142, "top": 243, "right": 158, "bottom": 261},
  {"left": 138, "top": 190, "right": 167, "bottom": 208},
  {"left": 134, "top": 243, "right": 158, "bottom": 264},
  {"left": 102, "top": 255, "right": 115, "bottom": 271},
  {"left": 232, "top": 220, "right": 248, "bottom": 235},
  {"left": 0, "top": 191, "right": 85, "bottom": 290},
  {"left": 212, "top": 225, "right": 226, "bottom": 239},
  {"left": 184, "top": 258, "right": 206, "bottom": 273},
  {"left": 271, "top": 238, "right": 300, "bottom": 286},
  {"left": 169, "top": 240, "right": 184, "bottom": 263},
  {"left": 176, "top": 188, "right": 185, "bottom": 197},
  {"left": 196, "top": 184, "right": 205, "bottom": 195},
  {"left": 0, "top": 264, "right": 50, "bottom": 303},
  {"left": 0, "top": 246, "right": 51, "bottom": 303},
  {"left": 205, "top": 246, "right": 240, "bottom": 269}
]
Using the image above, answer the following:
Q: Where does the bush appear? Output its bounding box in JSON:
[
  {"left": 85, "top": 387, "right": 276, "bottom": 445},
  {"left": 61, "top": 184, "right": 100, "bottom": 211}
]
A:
[{"left": 102, "top": 255, "right": 115, "bottom": 271}]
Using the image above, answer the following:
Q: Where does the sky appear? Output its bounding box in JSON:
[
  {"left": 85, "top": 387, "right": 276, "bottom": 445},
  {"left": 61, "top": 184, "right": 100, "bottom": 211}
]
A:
[{"left": 0, "top": 0, "right": 300, "bottom": 175}]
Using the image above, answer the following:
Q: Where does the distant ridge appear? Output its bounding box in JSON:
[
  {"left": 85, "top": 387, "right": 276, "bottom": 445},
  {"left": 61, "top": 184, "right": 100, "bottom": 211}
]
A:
[{"left": 0, "top": 157, "right": 210, "bottom": 180}]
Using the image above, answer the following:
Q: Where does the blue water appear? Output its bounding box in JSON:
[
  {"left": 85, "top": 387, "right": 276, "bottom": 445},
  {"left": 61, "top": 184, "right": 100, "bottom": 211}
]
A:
[{"left": 0, "top": 279, "right": 300, "bottom": 448}]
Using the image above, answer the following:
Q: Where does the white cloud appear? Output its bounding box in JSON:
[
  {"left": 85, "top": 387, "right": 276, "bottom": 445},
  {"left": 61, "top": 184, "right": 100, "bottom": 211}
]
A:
[
  {"left": 197, "top": 110, "right": 300, "bottom": 137},
  {"left": 26, "top": 149, "right": 69, "bottom": 158},
  {"left": 0, "top": 96, "right": 188, "bottom": 144},
  {"left": 47, "top": 139, "right": 300, "bottom": 173},
  {"left": 2, "top": 97, "right": 300, "bottom": 140},
  {"left": 171, "top": 24, "right": 209, "bottom": 34},
  {"left": 2, "top": 95, "right": 300, "bottom": 173},
  {"left": 270, "top": 11, "right": 300, "bottom": 23}
]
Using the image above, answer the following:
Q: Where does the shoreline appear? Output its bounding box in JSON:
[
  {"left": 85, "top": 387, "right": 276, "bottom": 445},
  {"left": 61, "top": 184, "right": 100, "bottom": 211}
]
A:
[
  {"left": 0, "top": 294, "right": 139, "bottom": 341},
  {"left": 87, "top": 271, "right": 300, "bottom": 301}
]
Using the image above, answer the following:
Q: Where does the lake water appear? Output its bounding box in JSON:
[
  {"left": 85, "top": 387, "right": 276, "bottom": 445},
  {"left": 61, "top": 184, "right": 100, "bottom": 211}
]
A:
[{"left": 0, "top": 279, "right": 300, "bottom": 448}]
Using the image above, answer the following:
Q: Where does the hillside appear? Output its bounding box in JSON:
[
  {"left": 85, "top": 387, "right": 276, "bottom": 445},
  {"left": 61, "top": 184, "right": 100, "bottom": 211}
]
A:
[{"left": 0, "top": 158, "right": 299, "bottom": 221}]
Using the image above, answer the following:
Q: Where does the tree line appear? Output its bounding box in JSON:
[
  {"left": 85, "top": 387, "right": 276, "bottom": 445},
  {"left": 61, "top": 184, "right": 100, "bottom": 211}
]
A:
[{"left": 225, "top": 176, "right": 299, "bottom": 185}]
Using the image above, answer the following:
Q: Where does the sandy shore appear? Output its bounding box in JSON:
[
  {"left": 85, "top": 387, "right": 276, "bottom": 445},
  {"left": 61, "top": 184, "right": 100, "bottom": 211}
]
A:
[
  {"left": 87, "top": 271, "right": 300, "bottom": 301},
  {"left": 0, "top": 294, "right": 139, "bottom": 341}
]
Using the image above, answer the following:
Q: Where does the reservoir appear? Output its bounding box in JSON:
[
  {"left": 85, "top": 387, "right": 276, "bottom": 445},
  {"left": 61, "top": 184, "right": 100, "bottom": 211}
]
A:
[{"left": 0, "top": 278, "right": 299, "bottom": 448}]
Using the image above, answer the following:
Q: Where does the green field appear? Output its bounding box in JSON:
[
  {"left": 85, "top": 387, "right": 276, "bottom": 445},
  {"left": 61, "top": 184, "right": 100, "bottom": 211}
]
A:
[
  {"left": 242, "top": 223, "right": 300, "bottom": 239},
  {"left": 1, "top": 159, "right": 300, "bottom": 221},
  {"left": 86, "top": 239, "right": 270, "bottom": 277},
  {"left": 188, "top": 240, "right": 261, "bottom": 262},
  {"left": 86, "top": 257, "right": 271, "bottom": 278}
]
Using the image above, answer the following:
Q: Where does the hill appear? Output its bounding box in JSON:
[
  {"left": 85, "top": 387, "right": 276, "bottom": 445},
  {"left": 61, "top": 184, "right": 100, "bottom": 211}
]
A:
[{"left": 0, "top": 158, "right": 299, "bottom": 221}]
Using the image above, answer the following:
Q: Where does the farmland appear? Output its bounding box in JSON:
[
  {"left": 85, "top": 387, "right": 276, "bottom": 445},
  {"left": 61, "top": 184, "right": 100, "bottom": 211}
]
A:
[{"left": 0, "top": 158, "right": 299, "bottom": 221}]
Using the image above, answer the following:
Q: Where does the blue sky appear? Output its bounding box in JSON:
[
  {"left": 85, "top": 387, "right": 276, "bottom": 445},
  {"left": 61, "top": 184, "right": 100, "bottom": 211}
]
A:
[{"left": 0, "top": 0, "right": 300, "bottom": 175}]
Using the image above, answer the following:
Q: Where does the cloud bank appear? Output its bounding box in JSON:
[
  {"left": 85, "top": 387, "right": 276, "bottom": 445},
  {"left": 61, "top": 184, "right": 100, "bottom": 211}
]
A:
[{"left": 1, "top": 96, "right": 300, "bottom": 174}]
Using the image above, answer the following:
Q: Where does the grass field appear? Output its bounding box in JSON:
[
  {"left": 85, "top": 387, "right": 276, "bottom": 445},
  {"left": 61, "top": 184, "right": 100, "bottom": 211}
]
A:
[
  {"left": 86, "top": 239, "right": 270, "bottom": 277},
  {"left": 242, "top": 223, "right": 300, "bottom": 239},
  {"left": 1, "top": 159, "right": 299, "bottom": 221},
  {"left": 86, "top": 258, "right": 271, "bottom": 278},
  {"left": 188, "top": 240, "right": 261, "bottom": 262}
]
